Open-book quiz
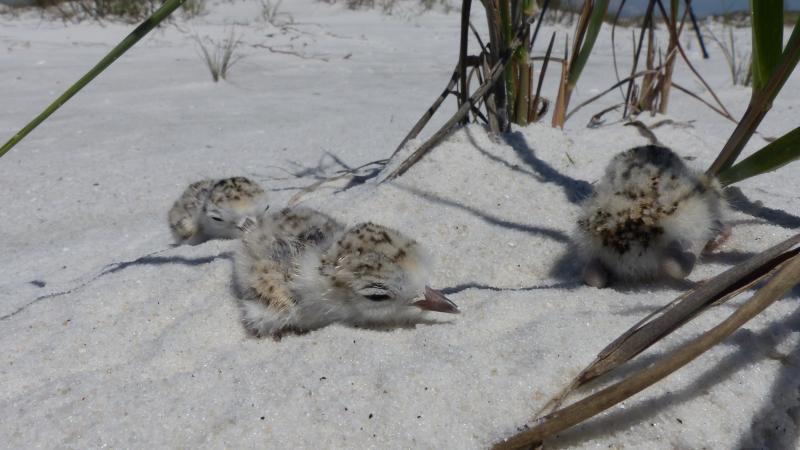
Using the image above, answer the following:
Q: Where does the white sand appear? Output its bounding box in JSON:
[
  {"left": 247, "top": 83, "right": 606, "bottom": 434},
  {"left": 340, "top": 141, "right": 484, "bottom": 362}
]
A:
[{"left": 2, "top": 1, "right": 799, "bottom": 448}]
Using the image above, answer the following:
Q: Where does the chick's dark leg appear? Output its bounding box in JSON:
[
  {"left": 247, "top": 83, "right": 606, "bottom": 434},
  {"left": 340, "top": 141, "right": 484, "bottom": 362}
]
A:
[
  {"left": 661, "top": 240, "right": 697, "bottom": 279},
  {"left": 582, "top": 258, "right": 610, "bottom": 288}
]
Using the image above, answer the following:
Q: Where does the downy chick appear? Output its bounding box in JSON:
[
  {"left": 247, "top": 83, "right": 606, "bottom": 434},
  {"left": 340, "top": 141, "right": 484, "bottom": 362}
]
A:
[
  {"left": 575, "top": 145, "right": 727, "bottom": 287},
  {"left": 168, "top": 176, "right": 268, "bottom": 244},
  {"left": 235, "top": 220, "right": 458, "bottom": 339}
]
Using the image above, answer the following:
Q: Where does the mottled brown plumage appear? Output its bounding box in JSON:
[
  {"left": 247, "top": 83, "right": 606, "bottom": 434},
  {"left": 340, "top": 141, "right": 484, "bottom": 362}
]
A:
[
  {"left": 234, "top": 216, "right": 457, "bottom": 339},
  {"left": 167, "top": 176, "right": 268, "bottom": 244},
  {"left": 576, "top": 145, "right": 727, "bottom": 286}
]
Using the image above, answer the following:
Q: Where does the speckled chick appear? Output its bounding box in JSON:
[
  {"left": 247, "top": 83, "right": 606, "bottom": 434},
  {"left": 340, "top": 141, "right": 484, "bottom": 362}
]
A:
[
  {"left": 168, "top": 176, "right": 268, "bottom": 244},
  {"left": 575, "top": 145, "right": 727, "bottom": 287},
  {"left": 235, "top": 220, "right": 459, "bottom": 339}
]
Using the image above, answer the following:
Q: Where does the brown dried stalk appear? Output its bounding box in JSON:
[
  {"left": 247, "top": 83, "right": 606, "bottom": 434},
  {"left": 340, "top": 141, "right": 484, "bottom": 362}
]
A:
[
  {"left": 653, "top": 0, "right": 733, "bottom": 119},
  {"left": 565, "top": 68, "right": 661, "bottom": 121},
  {"left": 672, "top": 82, "right": 737, "bottom": 123},
  {"left": 387, "top": 65, "right": 459, "bottom": 160},
  {"left": 493, "top": 247, "right": 800, "bottom": 450},
  {"left": 540, "top": 233, "right": 800, "bottom": 417},
  {"left": 551, "top": 35, "right": 570, "bottom": 128}
]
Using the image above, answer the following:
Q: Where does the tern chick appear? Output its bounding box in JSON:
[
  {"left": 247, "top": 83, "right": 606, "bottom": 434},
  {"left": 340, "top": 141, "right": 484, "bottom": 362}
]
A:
[
  {"left": 234, "top": 218, "right": 458, "bottom": 339},
  {"left": 168, "top": 176, "right": 268, "bottom": 244},
  {"left": 575, "top": 145, "right": 727, "bottom": 287}
]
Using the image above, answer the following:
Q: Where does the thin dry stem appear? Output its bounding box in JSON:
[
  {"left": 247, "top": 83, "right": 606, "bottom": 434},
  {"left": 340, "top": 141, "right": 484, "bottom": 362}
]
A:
[{"left": 494, "top": 251, "right": 800, "bottom": 450}]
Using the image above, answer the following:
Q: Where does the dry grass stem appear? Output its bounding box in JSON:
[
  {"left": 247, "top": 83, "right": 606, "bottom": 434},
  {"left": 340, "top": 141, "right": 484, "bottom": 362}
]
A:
[
  {"left": 538, "top": 233, "right": 800, "bottom": 418},
  {"left": 494, "top": 249, "right": 800, "bottom": 450},
  {"left": 387, "top": 66, "right": 459, "bottom": 160},
  {"left": 383, "top": 5, "right": 541, "bottom": 180},
  {"left": 565, "top": 69, "right": 661, "bottom": 121},
  {"left": 672, "top": 82, "right": 736, "bottom": 123}
]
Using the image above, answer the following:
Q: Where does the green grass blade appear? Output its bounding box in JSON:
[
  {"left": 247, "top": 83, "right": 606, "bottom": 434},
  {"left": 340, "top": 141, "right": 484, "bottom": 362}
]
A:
[
  {"left": 750, "top": 0, "right": 784, "bottom": 91},
  {"left": 567, "top": 0, "right": 610, "bottom": 87},
  {"left": 0, "top": 0, "right": 187, "bottom": 160},
  {"left": 707, "top": 19, "right": 800, "bottom": 176},
  {"left": 766, "top": 18, "right": 800, "bottom": 105},
  {"left": 719, "top": 126, "right": 800, "bottom": 185}
]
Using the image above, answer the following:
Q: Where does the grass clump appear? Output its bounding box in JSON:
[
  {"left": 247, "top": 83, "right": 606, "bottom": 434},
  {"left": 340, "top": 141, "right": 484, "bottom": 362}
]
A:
[{"left": 195, "top": 29, "right": 243, "bottom": 82}]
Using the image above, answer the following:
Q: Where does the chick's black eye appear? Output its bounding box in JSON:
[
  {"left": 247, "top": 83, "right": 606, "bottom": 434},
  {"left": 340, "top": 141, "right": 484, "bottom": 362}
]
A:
[
  {"left": 211, "top": 216, "right": 224, "bottom": 222},
  {"left": 364, "top": 294, "right": 392, "bottom": 302}
]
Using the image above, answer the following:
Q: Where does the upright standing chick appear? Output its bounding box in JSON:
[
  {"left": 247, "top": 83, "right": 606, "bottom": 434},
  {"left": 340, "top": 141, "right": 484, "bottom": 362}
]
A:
[
  {"left": 168, "top": 176, "right": 268, "bottom": 244},
  {"left": 235, "top": 220, "right": 458, "bottom": 339},
  {"left": 575, "top": 145, "right": 727, "bottom": 287}
]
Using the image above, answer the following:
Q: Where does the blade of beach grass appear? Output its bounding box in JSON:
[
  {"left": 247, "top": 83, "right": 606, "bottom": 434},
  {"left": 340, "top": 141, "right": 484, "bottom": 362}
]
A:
[
  {"left": 566, "top": 0, "right": 609, "bottom": 90},
  {"left": 718, "top": 126, "right": 800, "bottom": 185},
  {"left": 551, "top": 34, "right": 570, "bottom": 127},
  {"left": 751, "top": 0, "right": 784, "bottom": 91},
  {"left": 535, "top": 233, "right": 800, "bottom": 418},
  {"left": 0, "top": 0, "right": 188, "bottom": 159},
  {"left": 707, "top": 19, "right": 800, "bottom": 176},
  {"left": 531, "top": 31, "right": 556, "bottom": 122},
  {"left": 493, "top": 251, "right": 800, "bottom": 450},
  {"left": 513, "top": 0, "right": 536, "bottom": 125},
  {"left": 552, "top": 0, "right": 611, "bottom": 127}
]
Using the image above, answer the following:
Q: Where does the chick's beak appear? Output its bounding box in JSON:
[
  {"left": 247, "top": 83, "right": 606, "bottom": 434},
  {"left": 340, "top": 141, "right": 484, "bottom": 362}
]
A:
[{"left": 413, "top": 286, "right": 460, "bottom": 314}]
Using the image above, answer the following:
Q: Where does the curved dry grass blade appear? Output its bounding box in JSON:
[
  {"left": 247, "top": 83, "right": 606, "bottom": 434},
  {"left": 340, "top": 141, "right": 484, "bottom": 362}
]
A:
[
  {"left": 537, "top": 233, "right": 800, "bottom": 418},
  {"left": 493, "top": 252, "right": 800, "bottom": 450},
  {"left": 625, "top": 120, "right": 661, "bottom": 145},
  {"left": 388, "top": 66, "right": 459, "bottom": 160},
  {"left": 0, "top": 0, "right": 187, "bottom": 159},
  {"left": 672, "top": 82, "right": 736, "bottom": 123},
  {"left": 566, "top": 69, "right": 660, "bottom": 121},
  {"left": 469, "top": 21, "right": 488, "bottom": 54},
  {"left": 587, "top": 103, "right": 623, "bottom": 128}
]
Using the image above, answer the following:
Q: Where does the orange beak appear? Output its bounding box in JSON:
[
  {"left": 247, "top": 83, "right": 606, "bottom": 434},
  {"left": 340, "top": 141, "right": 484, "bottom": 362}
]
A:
[{"left": 412, "top": 286, "right": 460, "bottom": 314}]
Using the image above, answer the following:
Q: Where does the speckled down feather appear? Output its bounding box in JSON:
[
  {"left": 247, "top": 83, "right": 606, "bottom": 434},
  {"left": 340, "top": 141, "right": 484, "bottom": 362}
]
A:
[
  {"left": 167, "top": 176, "right": 268, "bottom": 244},
  {"left": 575, "top": 145, "right": 726, "bottom": 282},
  {"left": 234, "top": 212, "right": 455, "bottom": 338}
]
